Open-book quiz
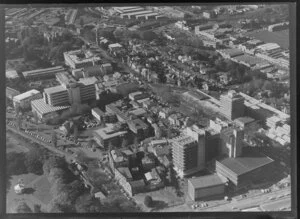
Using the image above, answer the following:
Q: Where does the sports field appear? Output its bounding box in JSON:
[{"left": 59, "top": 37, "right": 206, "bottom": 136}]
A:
[{"left": 245, "top": 29, "right": 289, "bottom": 50}]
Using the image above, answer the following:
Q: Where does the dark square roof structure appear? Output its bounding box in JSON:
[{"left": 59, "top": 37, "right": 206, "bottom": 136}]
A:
[
  {"left": 217, "top": 149, "right": 274, "bottom": 176},
  {"left": 189, "top": 174, "right": 227, "bottom": 189}
]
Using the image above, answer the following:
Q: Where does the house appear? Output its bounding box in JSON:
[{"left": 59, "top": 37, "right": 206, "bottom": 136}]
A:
[
  {"left": 168, "top": 113, "right": 184, "bottom": 127},
  {"left": 101, "top": 63, "right": 113, "bottom": 74},
  {"left": 202, "top": 83, "right": 209, "bottom": 91},
  {"left": 141, "top": 155, "right": 156, "bottom": 171},
  {"left": 158, "top": 108, "right": 171, "bottom": 119}
]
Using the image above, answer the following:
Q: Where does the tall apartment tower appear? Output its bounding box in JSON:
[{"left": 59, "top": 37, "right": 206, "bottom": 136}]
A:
[
  {"left": 172, "top": 125, "right": 206, "bottom": 178},
  {"left": 220, "top": 127, "right": 244, "bottom": 158},
  {"left": 220, "top": 90, "right": 245, "bottom": 120}
]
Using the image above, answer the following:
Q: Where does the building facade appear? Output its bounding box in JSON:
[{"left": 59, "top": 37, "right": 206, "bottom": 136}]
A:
[
  {"left": 220, "top": 90, "right": 245, "bottom": 120},
  {"left": 13, "top": 89, "right": 42, "bottom": 109},
  {"left": 172, "top": 125, "right": 206, "bottom": 178}
]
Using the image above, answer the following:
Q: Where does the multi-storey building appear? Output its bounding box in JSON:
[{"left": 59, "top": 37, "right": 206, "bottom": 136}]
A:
[
  {"left": 43, "top": 85, "right": 69, "bottom": 106},
  {"left": 220, "top": 127, "right": 244, "bottom": 158},
  {"left": 171, "top": 125, "right": 206, "bottom": 178},
  {"left": 64, "top": 49, "right": 101, "bottom": 69},
  {"left": 78, "top": 77, "right": 97, "bottom": 102},
  {"left": 220, "top": 90, "right": 245, "bottom": 120}
]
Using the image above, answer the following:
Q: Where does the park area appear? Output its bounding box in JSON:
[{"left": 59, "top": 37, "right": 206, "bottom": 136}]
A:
[
  {"left": 133, "top": 186, "right": 186, "bottom": 212},
  {"left": 6, "top": 132, "right": 52, "bottom": 213}
]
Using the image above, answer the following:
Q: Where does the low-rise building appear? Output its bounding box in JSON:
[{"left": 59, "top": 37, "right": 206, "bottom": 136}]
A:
[
  {"left": 188, "top": 174, "right": 227, "bottom": 201},
  {"left": 22, "top": 66, "right": 65, "bottom": 80},
  {"left": 31, "top": 98, "right": 70, "bottom": 120},
  {"left": 13, "top": 89, "right": 42, "bottom": 109},
  {"left": 6, "top": 87, "right": 20, "bottom": 100},
  {"left": 93, "top": 124, "right": 128, "bottom": 149}
]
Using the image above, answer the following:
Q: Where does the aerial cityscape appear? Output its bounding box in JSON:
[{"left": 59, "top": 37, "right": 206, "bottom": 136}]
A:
[{"left": 5, "top": 4, "right": 291, "bottom": 213}]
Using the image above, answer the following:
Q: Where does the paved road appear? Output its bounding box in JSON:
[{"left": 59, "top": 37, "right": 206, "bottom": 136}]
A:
[
  {"left": 260, "top": 196, "right": 290, "bottom": 211},
  {"left": 203, "top": 187, "right": 291, "bottom": 211}
]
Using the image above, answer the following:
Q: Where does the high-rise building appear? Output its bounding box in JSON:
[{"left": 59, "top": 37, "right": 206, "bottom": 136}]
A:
[
  {"left": 42, "top": 72, "right": 98, "bottom": 107},
  {"left": 172, "top": 125, "right": 205, "bottom": 178},
  {"left": 220, "top": 127, "right": 244, "bottom": 158},
  {"left": 220, "top": 90, "right": 245, "bottom": 120}
]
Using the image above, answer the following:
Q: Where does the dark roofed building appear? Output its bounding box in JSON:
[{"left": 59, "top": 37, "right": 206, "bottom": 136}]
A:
[
  {"left": 127, "top": 118, "right": 149, "bottom": 137},
  {"left": 216, "top": 148, "right": 274, "bottom": 190}
]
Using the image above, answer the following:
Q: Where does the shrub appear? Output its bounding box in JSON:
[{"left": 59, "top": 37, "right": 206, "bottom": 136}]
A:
[
  {"left": 144, "top": 195, "right": 153, "bottom": 207},
  {"left": 15, "top": 201, "right": 32, "bottom": 213},
  {"left": 7, "top": 152, "right": 28, "bottom": 176}
]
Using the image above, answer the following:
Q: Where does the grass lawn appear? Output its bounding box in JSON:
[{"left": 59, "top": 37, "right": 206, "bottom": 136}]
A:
[
  {"left": 133, "top": 187, "right": 185, "bottom": 212},
  {"left": 6, "top": 173, "right": 40, "bottom": 213},
  {"left": 30, "top": 175, "right": 53, "bottom": 205},
  {"left": 6, "top": 133, "right": 29, "bottom": 153}
]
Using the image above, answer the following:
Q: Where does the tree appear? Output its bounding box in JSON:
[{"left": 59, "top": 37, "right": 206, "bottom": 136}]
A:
[
  {"left": 7, "top": 152, "right": 28, "bottom": 175},
  {"left": 121, "top": 138, "right": 129, "bottom": 148},
  {"left": 15, "top": 105, "right": 20, "bottom": 116},
  {"left": 73, "top": 124, "right": 79, "bottom": 140},
  {"left": 75, "top": 193, "right": 102, "bottom": 213},
  {"left": 140, "top": 31, "right": 158, "bottom": 41},
  {"left": 43, "top": 155, "right": 68, "bottom": 175},
  {"left": 48, "top": 168, "right": 68, "bottom": 184},
  {"left": 52, "top": 131, "right": 58, "bottom": 147},
  {"left": 16, "top": 115, "right": 22, "bottom": 130},
  {"left": 25, "top": 151, "right": 44, "bottom": 175},
  {"left": 15, "top": 201, "right": 32, "bottom": 213},
  {"left": 33, "top": 204, "right": 42, "bottom": 213},
  {"left": 144, "top": 195, "right": 153, "bottom": 207},
  {"left": 79, "top": 17, "right": 84, "bottom": 27}
]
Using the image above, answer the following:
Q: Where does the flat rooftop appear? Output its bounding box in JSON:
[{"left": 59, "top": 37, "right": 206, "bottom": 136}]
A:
[
  {"left": 78, "top": 76, "right": 98, "bottom": 85},
  {"left": 189, "top": 174, "right": 227, "bottom": 189},
  {"left": 64, "top": 50, "right": 101, "bottom": 64},
  {"left": 22, "top": 66, "right": 64, "bottom": 76},
  {"left": 217, "top": 149, "right": 274, "bottom": 176},
  {"left": 94, "top": 124, "right": 127, "bottom": 140},
  {"left": 44, "top": 85, "right": 67, "bottom": 94},
  {"left": 13, "top": 89, "right": 40, "bottom": 101},
  {"left": 31, "top": 98, "right": 70, "bottom": 115}
]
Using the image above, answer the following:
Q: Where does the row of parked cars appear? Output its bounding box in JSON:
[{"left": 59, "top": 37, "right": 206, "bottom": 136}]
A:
[
  {"left": 191, "top": 202, "right": 208, "bottom": 209},
  {"left": 24, "top": 129, "right": 52, "bottom": 144},
  {"left": 7, "top": 120, "right": 16, "bottom": 128}
]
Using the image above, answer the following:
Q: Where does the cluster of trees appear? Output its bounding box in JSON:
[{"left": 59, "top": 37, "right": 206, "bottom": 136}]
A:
[
  {"left": 175, "top": 36, "right": 204, "bottom": 48},
  {"left": 112, "top": 29, "right": 159, "bottom": 42},
  {"left": 19, "top": 29, "right": 84, "bottom": 67},
  {"left": 7, "top": 147, "right": 50, "bottom": 177},
  {"left": 42, "top": 155, "right": 101, "bottom": 213},
  {"left": 14, "top": 202, "right": 42, "bottom": 213},
  {"left": 148, "top": 61, "right": 167, "bottom": 83},
  {"left": 239, "top": 78, "right": 289, "bottom": 99}
]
